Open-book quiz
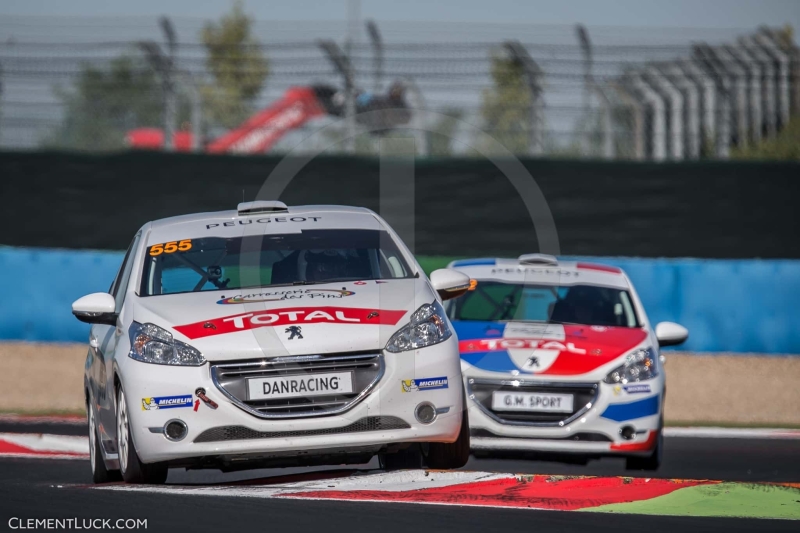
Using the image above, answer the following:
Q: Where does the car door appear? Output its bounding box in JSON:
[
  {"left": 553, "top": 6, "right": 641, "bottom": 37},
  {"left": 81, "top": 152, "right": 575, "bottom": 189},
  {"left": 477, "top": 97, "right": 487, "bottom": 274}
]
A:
[{"left": 94, "top": 233, "right": 140, "bottom": 453}]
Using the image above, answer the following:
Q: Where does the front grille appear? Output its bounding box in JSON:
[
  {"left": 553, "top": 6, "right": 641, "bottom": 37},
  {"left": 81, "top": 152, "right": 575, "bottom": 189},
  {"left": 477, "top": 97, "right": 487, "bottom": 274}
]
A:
[
  {"left": 211, "top": 352, "right": 383, "bottom": 419},
  {"left": 467, "top": 378, "right": 599, "bottom": 427},
  {"left": 194, "top": 416, "right": 410, "bottom": 443}
]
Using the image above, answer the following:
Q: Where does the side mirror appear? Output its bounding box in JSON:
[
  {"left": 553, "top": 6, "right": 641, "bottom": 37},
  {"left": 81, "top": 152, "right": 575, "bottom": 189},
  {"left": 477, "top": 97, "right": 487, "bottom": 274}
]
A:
[
  {"left": 430, "top": 269, "right": 472, "bottom": 301},
  {"left": 72, "top": 293, "right": 117, "bottom": 326},
  {"left": 655, "top": 321, "right": 688, "bottom": 347}
]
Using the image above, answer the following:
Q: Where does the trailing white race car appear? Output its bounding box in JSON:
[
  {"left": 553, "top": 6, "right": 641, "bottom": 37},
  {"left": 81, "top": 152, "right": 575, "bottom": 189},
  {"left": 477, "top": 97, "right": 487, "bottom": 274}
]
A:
[
  {"left": 445, "top": 254, "right": 688, "bottom": 470},
  {"left": 73, "top": 201, "right": 471, "bottom": 484}
]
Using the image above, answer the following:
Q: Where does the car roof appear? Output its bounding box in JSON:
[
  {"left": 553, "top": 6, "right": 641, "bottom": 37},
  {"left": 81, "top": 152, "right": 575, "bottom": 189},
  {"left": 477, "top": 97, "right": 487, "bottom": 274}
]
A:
[
  {"left": 448, "top": 254, "right": 630, "bottom": 289},
  {"left": 144, "top": 203, "right": 382, "bottom": 244}
]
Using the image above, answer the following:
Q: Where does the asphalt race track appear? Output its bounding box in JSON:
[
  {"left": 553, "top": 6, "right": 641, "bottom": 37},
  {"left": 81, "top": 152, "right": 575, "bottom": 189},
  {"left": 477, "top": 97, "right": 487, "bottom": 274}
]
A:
[{"left": 1, "top": 420, "right": 798, "bottom": 533}]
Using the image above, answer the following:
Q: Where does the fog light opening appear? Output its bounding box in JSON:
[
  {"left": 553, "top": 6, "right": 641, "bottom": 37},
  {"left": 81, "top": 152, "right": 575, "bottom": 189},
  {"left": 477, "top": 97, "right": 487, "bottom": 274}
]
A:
[
  {"left": 415, "top": 402, "right": 437, "bottom": 425},
  {"left": 164, "top": 419, "right": 188, "bottom": 442},
  {"left": 620, "top": 426, "right": 635, "bottom": 440}
]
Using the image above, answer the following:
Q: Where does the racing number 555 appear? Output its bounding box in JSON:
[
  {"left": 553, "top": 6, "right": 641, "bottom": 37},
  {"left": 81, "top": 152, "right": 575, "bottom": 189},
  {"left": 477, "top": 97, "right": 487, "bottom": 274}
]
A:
[{"left": 149, "top": 239, "right": 192, "bottom": 256}]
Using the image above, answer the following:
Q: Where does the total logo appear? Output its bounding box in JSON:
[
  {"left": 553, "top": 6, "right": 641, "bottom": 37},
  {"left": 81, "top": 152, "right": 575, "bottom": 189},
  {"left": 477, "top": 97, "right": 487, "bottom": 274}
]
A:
[
  {"left": 460, "top": 338, "right": 588, "bottom": 355},
  {"left": 175, "top": 306, "right": 407, "bottom": 340}
]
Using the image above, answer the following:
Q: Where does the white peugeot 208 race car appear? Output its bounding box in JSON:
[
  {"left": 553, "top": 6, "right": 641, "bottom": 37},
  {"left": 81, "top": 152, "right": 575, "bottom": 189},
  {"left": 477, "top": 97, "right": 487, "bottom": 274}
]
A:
[
  {"left": 72, "top": 201, "right": 472, "bottom": 484},
  {"left": 446, "top": 254, "right": 688, "bottom": 470}
]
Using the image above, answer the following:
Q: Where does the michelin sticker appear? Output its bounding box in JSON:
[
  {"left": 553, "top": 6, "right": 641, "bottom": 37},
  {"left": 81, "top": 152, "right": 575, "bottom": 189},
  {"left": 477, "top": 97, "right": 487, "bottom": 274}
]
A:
[
  {"left": 142, "top": 395, "right": 193, "bottom": 411},
  {"left": 401, "top": 376, "right": 449, "bottom": 393},
  {"left": 623, "top": 384, "right": 651, "bottom": 394}
]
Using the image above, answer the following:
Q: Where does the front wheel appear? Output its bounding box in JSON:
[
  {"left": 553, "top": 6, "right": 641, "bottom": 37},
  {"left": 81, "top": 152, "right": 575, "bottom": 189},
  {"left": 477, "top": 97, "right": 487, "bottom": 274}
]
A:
[
  {"left": 116, "top": 387, "right": 168, "bottom": 484},
  {"left": 425, "top": 407, "right": 470, "bottom": 470},
  {"left": 88, "top": 401, "right": 121, "bottom": 484}
]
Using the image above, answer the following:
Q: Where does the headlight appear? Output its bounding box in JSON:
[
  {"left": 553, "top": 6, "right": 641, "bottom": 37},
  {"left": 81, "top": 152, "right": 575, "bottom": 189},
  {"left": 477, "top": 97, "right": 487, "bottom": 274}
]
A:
[
  {"left": 604, "top": 348, "right": 658, "bottom": 384},
  {"left": 129, "top": 322, "right": 205, "bottom": 366},
  {"left": 385, "top": 300, "right": 452, "bottom": 353}
]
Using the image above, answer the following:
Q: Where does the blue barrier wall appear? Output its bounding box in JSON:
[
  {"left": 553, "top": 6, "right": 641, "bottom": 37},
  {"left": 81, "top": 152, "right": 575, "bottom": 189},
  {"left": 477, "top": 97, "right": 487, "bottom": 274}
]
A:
[
  {"left": 0, "top": 247, "right": 124, "bottom": 343},
  {"left": 1, "top": 247, "right": 799, "bottom": 354}
]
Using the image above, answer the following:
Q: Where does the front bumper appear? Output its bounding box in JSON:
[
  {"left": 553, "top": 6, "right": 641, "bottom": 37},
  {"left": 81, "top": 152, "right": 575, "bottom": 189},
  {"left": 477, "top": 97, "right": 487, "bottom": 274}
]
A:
[
  {"left": 464, "top": 374, "right": 663, "bottom": 456},
  {"left": 119, "top": 336, "right": 463, "bottom": 464}
]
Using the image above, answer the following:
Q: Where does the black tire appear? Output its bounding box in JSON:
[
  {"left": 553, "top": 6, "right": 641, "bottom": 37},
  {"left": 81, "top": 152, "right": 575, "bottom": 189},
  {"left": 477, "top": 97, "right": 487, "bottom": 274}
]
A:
[
  {"left": 379, "top": 446, "right": 424, "bottom": 471},
  {"left": 116, "top": 387, "right": 169, "bottom": 484},
  {"left": 88, "top": 401, "right": 121, "bottom": 484},
  {"left": 625, "top": 428, "right": 663, "bottom": 472},
  {"left": 425, "top": 407, "right": 470, "bottom": 470}
]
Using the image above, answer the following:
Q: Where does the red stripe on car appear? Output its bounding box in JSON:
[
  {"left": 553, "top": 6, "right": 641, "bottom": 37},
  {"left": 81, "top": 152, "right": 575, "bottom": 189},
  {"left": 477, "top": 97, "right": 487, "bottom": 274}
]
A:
[
  {"left": 610, "top": 430, "right": 659, "bottom": 451},
  {"left": 174, "top": 306, "right": 407, "bottom": 339},
  {"left": 576, "top": 262, "right": 622, "bottom": 274}
]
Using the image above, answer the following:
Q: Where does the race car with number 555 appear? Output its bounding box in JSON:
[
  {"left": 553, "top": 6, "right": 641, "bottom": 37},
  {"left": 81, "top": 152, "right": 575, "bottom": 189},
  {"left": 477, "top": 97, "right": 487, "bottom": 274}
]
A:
[
  {"left": 73, "top": 201, "right": 472, "bottom": 484},
  {"left": 446, "top": 254, "right": 688, "bottom": 470}
]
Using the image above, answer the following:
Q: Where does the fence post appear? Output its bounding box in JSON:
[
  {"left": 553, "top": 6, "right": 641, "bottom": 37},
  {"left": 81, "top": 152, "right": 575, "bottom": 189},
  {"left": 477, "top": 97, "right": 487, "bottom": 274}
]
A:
[
  {"left": 662, "top": 62, "right": 700, "bottom": 159},
  {"left": 679, "top": 58, "right": 717, "bottom": 158},
  {"left": 755, "top": 32, "right": 791, "bottom": 129},
  {"left": 713, "top": 46, "right": 749, "bottom": 149},
  {"left": 645, "top": 65, "right": 684, "bottom": 160},
  {"left": 759, "top": 28, "right": 800, "bottom": 119},
  {"left": 612, "top": 82, "right": 645, "bottom": 160},
  {"left": 725, "top": 45, "right": 762, "bottom": 145},
  {"left": 739, "top": 35, "right": 776, "bottom": 139},
  {"left": 693, "top": 45, "right": 732, "bottom": 158},
  {"left": 627, "top": 72, "right": 667, "bottom": 161}
]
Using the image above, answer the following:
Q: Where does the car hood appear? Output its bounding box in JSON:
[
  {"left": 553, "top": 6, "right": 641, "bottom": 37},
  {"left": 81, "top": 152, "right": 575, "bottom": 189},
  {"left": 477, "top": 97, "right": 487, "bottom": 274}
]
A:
[
  {"left": 454, "top": 321, "right": 649, "bottom": 380},
  {"left": 133, "top": 279, "right": 431, "bottom": 361}
]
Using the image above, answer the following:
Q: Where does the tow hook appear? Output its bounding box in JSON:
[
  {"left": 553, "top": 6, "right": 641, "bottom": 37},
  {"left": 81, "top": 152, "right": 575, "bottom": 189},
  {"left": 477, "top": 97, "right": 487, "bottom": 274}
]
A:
[{"left": 195, "top": 388, "right": 219, "bottom": 409}]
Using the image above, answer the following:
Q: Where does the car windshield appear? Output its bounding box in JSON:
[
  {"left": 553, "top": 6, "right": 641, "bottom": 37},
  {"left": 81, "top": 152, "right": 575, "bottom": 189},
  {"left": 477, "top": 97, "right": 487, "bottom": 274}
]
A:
[
  {"left": 139, "top": 229, "right": 414, "bottom": 296},
  {"left": 447, "top": 281, "right": 639, "bottom": 327}
]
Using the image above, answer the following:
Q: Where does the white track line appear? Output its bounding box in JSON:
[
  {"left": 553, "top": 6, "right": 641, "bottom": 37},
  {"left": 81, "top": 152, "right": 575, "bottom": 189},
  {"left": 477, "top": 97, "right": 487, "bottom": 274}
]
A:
[
  {"left": 99, "top": 470, "right": 512, "bottom": 498},
  {"left": 664, "top": 427, "right": 800, "bottom": 439},
  {"left": 0, "top": 433, "right": 89, "bottom": 458}
]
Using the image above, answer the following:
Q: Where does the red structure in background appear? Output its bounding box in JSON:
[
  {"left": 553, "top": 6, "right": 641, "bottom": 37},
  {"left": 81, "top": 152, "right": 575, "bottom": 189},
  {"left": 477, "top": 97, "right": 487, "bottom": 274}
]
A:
[
  {"left": 126, "top": 129, "right": 195, "bottom": 152},
  {"left": 126, "top": 87, "right": 325, "bottom": 154},
  {"left": 207, "top": 87, "right": 324, "bottom": 153},
  {"left": 127, "top": 83, "right": 411, "bottom": 154}
]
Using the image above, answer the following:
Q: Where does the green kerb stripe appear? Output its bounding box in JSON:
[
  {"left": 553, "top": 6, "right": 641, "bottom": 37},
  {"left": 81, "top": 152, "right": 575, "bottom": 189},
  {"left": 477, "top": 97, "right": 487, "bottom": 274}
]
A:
[{"left": 580, "top": 482, "right": 800, "bottom": 520}]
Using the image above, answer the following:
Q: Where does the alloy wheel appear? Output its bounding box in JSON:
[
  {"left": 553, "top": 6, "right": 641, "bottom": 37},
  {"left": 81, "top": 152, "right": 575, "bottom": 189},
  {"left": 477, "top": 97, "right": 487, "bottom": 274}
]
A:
[{"left": 117, "top": 389, "right": 129, "bottom": 474}]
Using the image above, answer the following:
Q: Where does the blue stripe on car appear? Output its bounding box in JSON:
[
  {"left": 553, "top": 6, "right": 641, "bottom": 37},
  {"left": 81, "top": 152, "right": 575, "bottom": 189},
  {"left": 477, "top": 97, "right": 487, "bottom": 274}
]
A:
[
  {"left": 452, "top": 321, "right": 505, "bottom": 341},
  {"left": 453, "top": 322, "right": 517, "bottom": 372},
  {"left": 600, "top": 394, "right": 660, "bottom": 422},
  {"left": 460, "top": 351, "right": 520, "bottom": 373},
  {"left": 450, "top": 258, "right": 497, "bottom": 267}
]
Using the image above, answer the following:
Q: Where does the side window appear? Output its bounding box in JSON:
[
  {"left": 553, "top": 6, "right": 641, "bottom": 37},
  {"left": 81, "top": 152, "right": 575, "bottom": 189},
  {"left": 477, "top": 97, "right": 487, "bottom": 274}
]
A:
[{"left": 109, "top": 233, "right": 141, "bottom": 312}]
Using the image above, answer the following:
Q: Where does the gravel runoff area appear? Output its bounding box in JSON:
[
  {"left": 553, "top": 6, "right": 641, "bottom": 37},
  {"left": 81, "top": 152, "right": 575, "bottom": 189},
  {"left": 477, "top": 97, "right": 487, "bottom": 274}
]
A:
[{"left": 1, "top": 342, "right": 799, "bottom": 425}]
